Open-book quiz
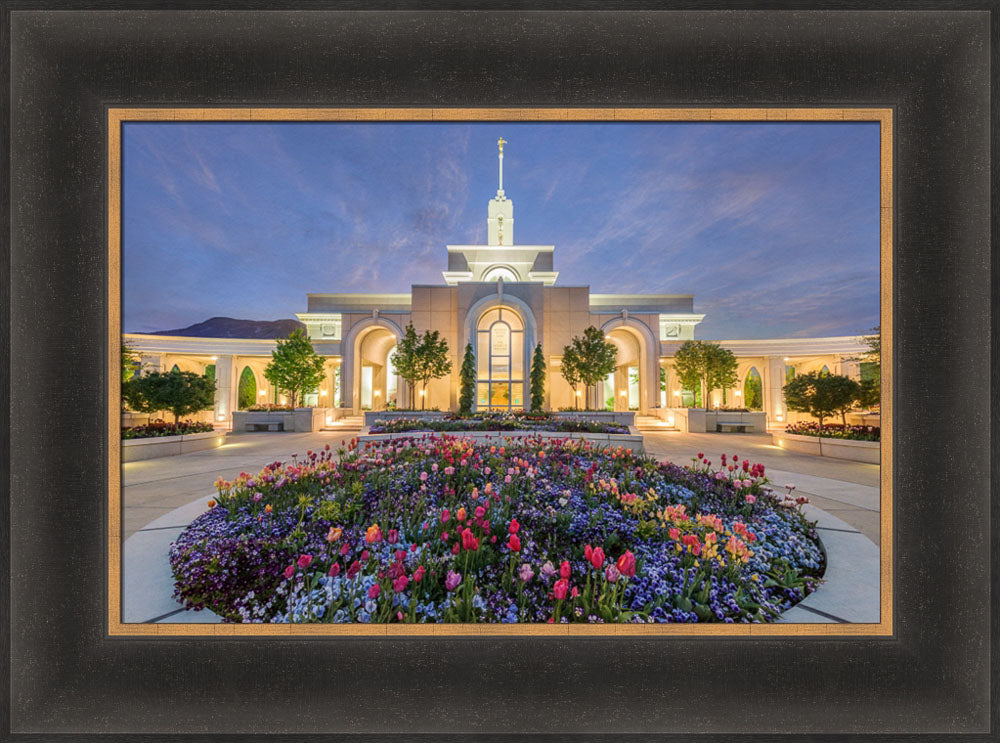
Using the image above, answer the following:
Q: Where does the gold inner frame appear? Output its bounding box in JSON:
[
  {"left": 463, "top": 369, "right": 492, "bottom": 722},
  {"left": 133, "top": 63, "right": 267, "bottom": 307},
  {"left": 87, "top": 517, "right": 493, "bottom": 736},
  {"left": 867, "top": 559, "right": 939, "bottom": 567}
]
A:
[{"left": 107, "top": 107, "right": 893, "bottom": 637}]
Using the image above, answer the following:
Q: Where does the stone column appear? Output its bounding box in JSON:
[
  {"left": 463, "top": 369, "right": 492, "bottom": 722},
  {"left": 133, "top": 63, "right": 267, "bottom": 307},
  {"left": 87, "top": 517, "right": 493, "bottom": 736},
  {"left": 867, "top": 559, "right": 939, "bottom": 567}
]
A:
[
  {"left": 763, "top": 355, "right": 786, "bottom": 426},
  {"left": 213, "top": 355, "right": 237, "bottom": 424}
]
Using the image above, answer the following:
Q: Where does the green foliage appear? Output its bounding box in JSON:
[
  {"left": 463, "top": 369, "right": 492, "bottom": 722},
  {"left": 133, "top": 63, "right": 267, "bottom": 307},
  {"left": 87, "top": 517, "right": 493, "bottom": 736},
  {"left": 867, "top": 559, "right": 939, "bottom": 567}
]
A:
[
  {"left": 560, "top": 346, "right": 583, "bottom": 409},
  {"left": 392, "top": 324, "right": 421, "bottom": 404},
  {"left": 861, "top": 325, "right": 881, "bottom": 383},
  {"left": 121, "top": 339, "right": 141, "bottom": 384},
  {"left": 857, "top": 377, "right": 880, "bottom": 411},
  {"left": 123, "top": 369, "right": 216, "bottom": 424},
  {"left": 783, "top": 371, "right": 861, "bottom": 430},
  {"left": 673, "top": 341, "right": 738, "bottom": 409},
  {"left": 264, "top": 329, "right": 327, "bottom": 409},
  {"left": 561, "top": 326, "right": 617, "bottom": 410},
  {"left": 529, "top": 343, "right": 546, "bottom": 413},
  {"left": 238, "top": 366, "right": 257, "bottom": 410},
  {"left": 459, "top": 343, "right": 475, "bottom": 415},
  {"left": 394, "top": 324, "right": 452, "bottom": 411},
  {"left": 743, "top": 370, "right": 763, "bottom": 411}
]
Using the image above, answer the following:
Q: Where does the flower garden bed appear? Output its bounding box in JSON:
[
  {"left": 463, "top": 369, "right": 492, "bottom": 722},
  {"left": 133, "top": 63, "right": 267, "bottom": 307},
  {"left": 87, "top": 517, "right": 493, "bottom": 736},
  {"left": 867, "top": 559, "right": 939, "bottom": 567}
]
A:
[
  {"left": 368, "top": 412, "right": 630, "bottom": 436},
  {"left": 784, "top": 422, "right": 880, "bottom": 441},
  {"left": 771, "top": 430, "right": 880, "bottom": 464},
  {"left": 170, "top": 437, "right": 824, "bottom": 624},
  {"left": 123, "top": 430, "right": 226, "bottom": 462},
  {"left": 122, "top": 420, "right": 214, "bottom": 439}
]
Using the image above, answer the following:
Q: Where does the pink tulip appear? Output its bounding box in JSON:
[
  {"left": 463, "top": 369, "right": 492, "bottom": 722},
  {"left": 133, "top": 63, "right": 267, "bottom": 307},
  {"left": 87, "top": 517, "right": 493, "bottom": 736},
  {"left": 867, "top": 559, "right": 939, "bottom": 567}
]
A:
[
  {"left": 553, "top": 578, "right": 569, "bottom": 600},
  {"left": 297, "top": 554, "right": 312, "bottom": 569},
  {"left": 328, "top": 562, "right": 341, "bottom": 577}
]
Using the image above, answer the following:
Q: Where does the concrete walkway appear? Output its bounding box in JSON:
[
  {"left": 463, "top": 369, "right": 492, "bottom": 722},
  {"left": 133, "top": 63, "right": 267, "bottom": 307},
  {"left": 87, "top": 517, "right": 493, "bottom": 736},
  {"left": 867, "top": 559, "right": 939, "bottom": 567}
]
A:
[{"left": 122, "top": 427, "right": 881, "bottom": 624}]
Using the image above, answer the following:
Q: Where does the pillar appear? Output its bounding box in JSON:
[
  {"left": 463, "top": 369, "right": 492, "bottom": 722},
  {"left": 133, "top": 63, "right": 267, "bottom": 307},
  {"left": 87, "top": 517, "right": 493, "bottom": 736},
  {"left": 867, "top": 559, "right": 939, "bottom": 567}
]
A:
[
  {"left": 763, "top": 355, "right": 786, "bottom": 426},
  {"left": 213, "top": 355, "right": 237, "bottom": 424}
]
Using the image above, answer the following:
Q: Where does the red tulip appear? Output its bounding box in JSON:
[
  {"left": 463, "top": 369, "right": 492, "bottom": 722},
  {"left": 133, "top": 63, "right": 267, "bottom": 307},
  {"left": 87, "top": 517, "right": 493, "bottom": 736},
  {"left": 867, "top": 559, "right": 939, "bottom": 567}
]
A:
[
  {"left": 509, "top": 518, "right": 520, "bottom": 534},
  {"left": 393, "top": 575, "right": 409, "bottom": 592},
  {"left": 508, "top": 534, "right": 521, "bottom": 552},
  {"left": 616, "top": 550, "right": 636, "bottom": 578},
  {"left": 328, "top": 562, "right": 341, "bottom": 577},
  {"left": 283, "top": 564, "right": 295, "bottom": 580},
  {"left": 297, "top": 554, "right": 312, "bottom": 569},
  {"left": 560, "top": 560, "right": 571, "bottom": 579},
  {"left": 553, "top": 578, "right": 569, "bottom": 600},
  {"left": 367, "top": 584, "right": 381, "bottom": 599},
  {"left": 347, "top": 560, "right": 361, "bottom": 579},
  {"left": 590, "top": 547, "right": 605, "bottom": 570}
]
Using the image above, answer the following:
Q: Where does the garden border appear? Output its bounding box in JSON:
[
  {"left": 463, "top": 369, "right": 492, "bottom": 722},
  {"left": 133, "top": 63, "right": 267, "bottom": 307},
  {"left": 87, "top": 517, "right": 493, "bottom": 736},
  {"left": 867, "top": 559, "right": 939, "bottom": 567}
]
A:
[
  {"left": 121, "top": 430, "right": 227, "bottom": 463},
  {"left": 771, "top": 431, "right": 880, "bottom": 465}
]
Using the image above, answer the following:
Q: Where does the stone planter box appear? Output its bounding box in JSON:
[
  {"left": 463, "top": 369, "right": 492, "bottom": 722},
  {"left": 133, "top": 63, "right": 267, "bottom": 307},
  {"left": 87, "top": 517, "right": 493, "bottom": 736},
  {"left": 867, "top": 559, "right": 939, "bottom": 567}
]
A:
[
  {"left": 553, "top": 411, "right": 636, "bottom": 427},
  {"left": 669, "top": 408, "right": 767, "bottom": 433},
  {"left": 231, "top": 408, "right": 327, "bottom": 433},
  {"left": 359, "top": 429, "right": 644, "bottom": 452},
  {"left": 122, "top": 431, "right": 226, "bottom": 462},
  {"left": 771, "top": 431, "right": 880, "bottom": 464},
  {"left": 363, "top": 410, "right": 446, "bottom": 427}
]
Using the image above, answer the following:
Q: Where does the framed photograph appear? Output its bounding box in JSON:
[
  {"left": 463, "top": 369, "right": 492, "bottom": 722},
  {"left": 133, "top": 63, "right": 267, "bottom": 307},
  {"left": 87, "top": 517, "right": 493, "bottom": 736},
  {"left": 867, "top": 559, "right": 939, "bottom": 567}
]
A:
[{"left": 6, "top": 5, "right": 992, "bottom": 740}]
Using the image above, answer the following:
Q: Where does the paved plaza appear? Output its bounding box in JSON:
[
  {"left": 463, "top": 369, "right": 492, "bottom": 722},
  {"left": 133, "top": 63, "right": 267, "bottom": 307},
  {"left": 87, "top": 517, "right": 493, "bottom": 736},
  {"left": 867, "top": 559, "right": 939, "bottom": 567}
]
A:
[{"left": 122, "top": 428, "right": 881, "bottom": 625}]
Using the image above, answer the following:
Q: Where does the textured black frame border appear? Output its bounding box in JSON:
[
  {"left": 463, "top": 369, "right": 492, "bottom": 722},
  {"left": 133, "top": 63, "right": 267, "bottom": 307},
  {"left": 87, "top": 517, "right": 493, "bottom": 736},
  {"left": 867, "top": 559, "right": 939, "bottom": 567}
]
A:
[{"left": 5, "top": 4, "right": 993, "bottom": 740}]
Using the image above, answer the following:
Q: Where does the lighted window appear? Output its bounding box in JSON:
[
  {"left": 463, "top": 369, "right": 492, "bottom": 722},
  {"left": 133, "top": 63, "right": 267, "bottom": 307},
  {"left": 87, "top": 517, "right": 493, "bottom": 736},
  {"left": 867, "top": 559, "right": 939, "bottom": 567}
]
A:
[{"left": 475, "top": 307, "right": 524, "bottom": 410}]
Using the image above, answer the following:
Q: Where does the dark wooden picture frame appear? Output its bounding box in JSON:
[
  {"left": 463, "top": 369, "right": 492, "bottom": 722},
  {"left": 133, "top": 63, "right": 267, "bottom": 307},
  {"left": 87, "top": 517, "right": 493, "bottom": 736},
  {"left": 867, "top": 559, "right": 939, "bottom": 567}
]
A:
[{"left": 5, "top": 5, "right": 994, "bottom": 739}]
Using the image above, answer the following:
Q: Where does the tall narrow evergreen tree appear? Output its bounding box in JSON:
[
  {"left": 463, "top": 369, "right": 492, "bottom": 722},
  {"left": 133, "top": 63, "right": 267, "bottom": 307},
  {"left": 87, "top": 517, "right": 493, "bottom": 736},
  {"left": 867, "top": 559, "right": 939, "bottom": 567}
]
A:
[
  {"left": 459, "top": 342, "right": 475, "bottom": 414},
  {"left": 529, "top": 343, "right": 546, "bottom": 413}
]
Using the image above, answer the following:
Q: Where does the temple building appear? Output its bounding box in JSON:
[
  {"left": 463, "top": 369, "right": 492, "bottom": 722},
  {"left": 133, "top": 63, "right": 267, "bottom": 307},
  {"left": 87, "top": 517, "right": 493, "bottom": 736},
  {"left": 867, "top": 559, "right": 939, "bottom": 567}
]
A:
[{"left": 125, "top": 138, "right": 868, "bottom": 428}]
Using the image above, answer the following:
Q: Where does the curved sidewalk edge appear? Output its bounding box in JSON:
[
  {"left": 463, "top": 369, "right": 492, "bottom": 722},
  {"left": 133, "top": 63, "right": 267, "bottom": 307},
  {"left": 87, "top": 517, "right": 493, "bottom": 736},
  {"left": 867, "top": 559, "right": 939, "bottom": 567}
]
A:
[
  {"left": 776, "top": 503, "right": 880, "bottom": 624},
  {"left": 122, "top": 497, "right": 879, "bottom": 626}
]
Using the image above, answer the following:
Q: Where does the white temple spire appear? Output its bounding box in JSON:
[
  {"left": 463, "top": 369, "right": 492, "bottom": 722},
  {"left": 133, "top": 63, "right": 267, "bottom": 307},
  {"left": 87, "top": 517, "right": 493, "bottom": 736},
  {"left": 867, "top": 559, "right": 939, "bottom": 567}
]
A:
[{"left": 497, "top": 136, "right": 506, "bottom": 196}]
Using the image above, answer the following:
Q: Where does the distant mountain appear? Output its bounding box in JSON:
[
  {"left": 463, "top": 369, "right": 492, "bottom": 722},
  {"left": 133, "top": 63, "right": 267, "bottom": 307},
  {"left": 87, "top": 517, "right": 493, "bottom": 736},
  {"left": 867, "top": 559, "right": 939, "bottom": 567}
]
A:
[{"left": 150, "top": 317, "right": 306, "bottom": 339}]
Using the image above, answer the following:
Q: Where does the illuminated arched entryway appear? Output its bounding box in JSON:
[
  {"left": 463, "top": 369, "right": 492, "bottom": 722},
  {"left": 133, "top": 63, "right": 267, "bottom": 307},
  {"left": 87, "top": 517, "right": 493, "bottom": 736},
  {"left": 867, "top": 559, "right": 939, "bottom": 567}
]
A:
[
  {"left": 604, "top": 328, "right": 641, "bottom": 412},
  {"left": 600, "top": 318, "right": 658, "bottom": 414},
  {"left": 475, "top": 306, "right": 525, "bottom": 411},
  {"left": 354, "top": 325, "right": 400, "bottom": 412}
]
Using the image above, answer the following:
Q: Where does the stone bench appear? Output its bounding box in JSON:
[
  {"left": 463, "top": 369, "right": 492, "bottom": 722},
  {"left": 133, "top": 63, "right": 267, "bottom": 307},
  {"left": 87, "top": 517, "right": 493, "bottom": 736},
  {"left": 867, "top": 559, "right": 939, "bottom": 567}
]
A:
[
  {"left": 716, "top": 421, "right": 748, "bottom": 433},
  {"left": 246, "top": 422, "right": 283, "bottom": 432}
]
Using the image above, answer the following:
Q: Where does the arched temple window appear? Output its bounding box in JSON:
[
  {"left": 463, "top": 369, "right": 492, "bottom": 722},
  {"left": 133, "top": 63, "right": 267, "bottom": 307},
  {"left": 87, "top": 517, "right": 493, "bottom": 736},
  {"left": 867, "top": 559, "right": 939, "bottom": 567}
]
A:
[
  {"left": 237, "top": 366, "right": 257, "bottom": 409},
  {"left": 743, "top": 367, "right": 763, "bottom": 411},
  {"left": 475, "top": 307, "right": 524, "bottom": 410}
]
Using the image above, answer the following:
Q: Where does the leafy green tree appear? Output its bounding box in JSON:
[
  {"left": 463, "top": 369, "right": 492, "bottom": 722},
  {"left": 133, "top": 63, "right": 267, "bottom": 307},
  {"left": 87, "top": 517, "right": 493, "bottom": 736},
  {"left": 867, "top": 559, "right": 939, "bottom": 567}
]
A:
[
  {"left": 124, "top": 369, "right": 216, "bottom": 424},
  {"left": 413, "top": 329, "right": 452, "bottom": 410},
  {"left": 529, "top": 343, "right": 546, "bottom": 413},
  {"left": 562, "top": 326, "right": 617, "bottom": 411},
  {"left": 861, "top": 325, "right": 881, "bottom": 385},
  {"left": 560, "top": 346, "right": 583, "bottom": 410},
  {"left": 392, "top": 323, "right": 421, "bottom": 406},
  {"left": 122, "top": 340, "right": 141, "bottom": 384},
  {"left": 263, "top": 329, "right": 327, "bottom": 408},
  {"left": 673, "top": 341, "right": 738, "bottom": 409},
  {"left": 857, "top": 377, "right": 880, "bottom": 412},
  {"left": 783, "top": 371, "right": 860, "bottom": 432},
  {"left": 458, "top": 343, "right": 475, "bottom": 414}
]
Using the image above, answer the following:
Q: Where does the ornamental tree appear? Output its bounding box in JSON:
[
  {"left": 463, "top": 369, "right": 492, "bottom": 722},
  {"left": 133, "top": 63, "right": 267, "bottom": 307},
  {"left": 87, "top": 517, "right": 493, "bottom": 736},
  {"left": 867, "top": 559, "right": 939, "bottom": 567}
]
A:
[
  {"left": 413, "top": 329, "right": 452, "bottom": 410},
  {"left": 672, "top": 341, "right": 738, "bottom": 409},
  {"left": 124, "top": 368, "right": 216, "bottom": 424},
  {"left": 856, "top": 377, "right": 880, "bottom": 412},
  {"left": 560, "top": 346, "right": 583, "bottom": 410},
  {"left": 122, "top": 339, "right": 141, "bottom": 384},
  {"left": 459, "top": 342, "right": 475, "bottom": 415},
  {"left": 783, "top": 371, "right": 860, "bottom": 432},
  {"left": 562, "top": 326, "right": 617, "bottom": 411},
  {"left": 529, "top": 343, "right": 546, "bottom": 413},
  {"left": 263, "top": 329, "right": 327, "bottom": 408},
  {"left": 392, "top": 323, "right": 421, "bottom": 406}
]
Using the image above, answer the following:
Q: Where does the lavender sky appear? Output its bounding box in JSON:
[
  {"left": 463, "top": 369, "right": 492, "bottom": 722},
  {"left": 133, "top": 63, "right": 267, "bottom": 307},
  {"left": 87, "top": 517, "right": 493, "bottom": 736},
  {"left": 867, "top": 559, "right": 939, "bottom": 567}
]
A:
[{"left": 122, "top": 121, "right": 880, "bottom": 339}]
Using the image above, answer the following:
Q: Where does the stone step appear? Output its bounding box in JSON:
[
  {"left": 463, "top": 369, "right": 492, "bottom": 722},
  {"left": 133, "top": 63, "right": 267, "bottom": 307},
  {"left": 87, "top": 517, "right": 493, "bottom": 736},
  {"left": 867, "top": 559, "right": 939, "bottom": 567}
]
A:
[{"left": 635, "top": 416, "right": 676, "bottom": 431}]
